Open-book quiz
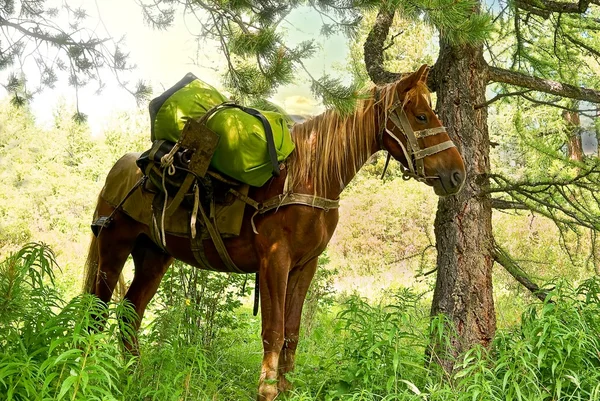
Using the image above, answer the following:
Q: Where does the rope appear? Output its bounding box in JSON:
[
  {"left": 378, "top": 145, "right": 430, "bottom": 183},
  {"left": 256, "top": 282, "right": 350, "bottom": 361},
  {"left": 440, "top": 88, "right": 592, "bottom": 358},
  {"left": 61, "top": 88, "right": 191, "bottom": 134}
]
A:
[
  {"left": 160, "top": 142, "right": 180, "bottom": 171},
  {"left": 190, "top": 184, "right": 200, "bottom": 238},
  {"left": 157, "top": 146, "right": 181, "bottom": 247},
  {"left": 160, "top": 170, "right": 169, "bottom": 247}
]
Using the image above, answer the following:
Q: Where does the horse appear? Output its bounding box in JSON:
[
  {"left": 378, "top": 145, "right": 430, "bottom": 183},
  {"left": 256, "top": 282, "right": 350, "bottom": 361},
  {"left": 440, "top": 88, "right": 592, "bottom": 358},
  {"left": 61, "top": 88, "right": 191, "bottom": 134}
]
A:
[{"left": 82, "top": 64, "right": 465, "bottom": 400}]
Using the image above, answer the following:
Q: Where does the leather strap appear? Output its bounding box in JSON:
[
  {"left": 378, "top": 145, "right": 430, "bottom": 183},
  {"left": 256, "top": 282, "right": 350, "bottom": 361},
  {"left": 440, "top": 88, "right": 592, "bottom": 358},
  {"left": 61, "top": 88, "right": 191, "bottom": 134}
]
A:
[
  {"left": 235, "top": 105, "right": 280, "bottom": 178},
  {"left": 228, "top": 190, "right": 340, "bottom": 215},
  {"left": 413, "top": 141, "right": 455, "bottom": 160},
  {"left": 197, "top": 196, "right": 245, "bottom": 274},
  {"left": 382, "top": 106, "right": 456, "bottom": 180},
  {"left": 259, "top": 193, "right": 339, "bottom": 213},
  {"left": 414, "top": 126, "right": 447, "bottom": 138},
  {"left": 210, "top": 102, "right": 280, "bottom": 178},
  {"left": 165, "top": 173, "right": 195, "bottom": 217},
  {"left": 253, "top": 273, "right": 260, "bottom": 316}
]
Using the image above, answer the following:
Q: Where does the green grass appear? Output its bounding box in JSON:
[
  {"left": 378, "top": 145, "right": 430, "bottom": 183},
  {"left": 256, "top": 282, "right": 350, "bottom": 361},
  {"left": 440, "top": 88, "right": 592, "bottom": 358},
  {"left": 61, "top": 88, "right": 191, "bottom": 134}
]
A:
[{"left": 2, "top": 243, "right": 600, "bottom": 400}]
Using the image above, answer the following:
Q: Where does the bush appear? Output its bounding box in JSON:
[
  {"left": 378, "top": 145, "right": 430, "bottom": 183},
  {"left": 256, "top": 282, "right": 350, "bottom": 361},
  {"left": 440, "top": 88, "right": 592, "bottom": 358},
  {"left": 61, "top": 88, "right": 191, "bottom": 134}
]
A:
[
  {"left": 454, "top": 278, "right": 600, "bottom": 401},
  {"left": 0, "top": 243, "right": 137, "bottom": 401}
]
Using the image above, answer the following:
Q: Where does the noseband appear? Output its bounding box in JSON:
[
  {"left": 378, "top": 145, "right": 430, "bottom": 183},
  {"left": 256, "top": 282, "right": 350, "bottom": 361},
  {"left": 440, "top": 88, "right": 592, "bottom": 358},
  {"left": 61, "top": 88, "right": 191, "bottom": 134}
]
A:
[{"left": 379, "top": 103, "right": 456, "bottom": 182}]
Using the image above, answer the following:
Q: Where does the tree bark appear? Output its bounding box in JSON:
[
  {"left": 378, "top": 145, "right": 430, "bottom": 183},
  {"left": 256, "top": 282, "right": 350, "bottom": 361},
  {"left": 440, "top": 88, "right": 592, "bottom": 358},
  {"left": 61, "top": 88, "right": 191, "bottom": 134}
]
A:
[
  {"left": 429, "top": 36, "right": 496, "bottom": 373},
  {"left": 563, "top": 109, "right": 584, "bottom": 161},
  {"left": 363, "top": 8, "right": 402, "bottom": 85},
  {"left": 596, "top": 122, "right": 600, "bottom": 158}
]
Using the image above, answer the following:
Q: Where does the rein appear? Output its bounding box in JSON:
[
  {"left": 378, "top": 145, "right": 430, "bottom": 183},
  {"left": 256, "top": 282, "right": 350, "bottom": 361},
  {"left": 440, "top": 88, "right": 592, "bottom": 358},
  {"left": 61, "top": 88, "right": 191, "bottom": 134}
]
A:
[{"left": 378, "top": 102, "right": 456, "bottom": 182}]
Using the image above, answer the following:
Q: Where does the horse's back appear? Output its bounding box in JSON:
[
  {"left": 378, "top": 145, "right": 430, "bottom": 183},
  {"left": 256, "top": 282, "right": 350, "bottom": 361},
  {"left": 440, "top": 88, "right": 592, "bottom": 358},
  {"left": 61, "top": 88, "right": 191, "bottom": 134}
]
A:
[{"left": 101, "top": 153, "right": 143, "bottom": 203}]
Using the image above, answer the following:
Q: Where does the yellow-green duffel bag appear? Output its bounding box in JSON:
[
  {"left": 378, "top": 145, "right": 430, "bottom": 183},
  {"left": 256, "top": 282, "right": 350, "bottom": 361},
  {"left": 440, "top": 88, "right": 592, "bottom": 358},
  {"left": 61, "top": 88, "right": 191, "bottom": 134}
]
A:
[{"left": 149, "top": 73, "right": 295, "bottom": 187}]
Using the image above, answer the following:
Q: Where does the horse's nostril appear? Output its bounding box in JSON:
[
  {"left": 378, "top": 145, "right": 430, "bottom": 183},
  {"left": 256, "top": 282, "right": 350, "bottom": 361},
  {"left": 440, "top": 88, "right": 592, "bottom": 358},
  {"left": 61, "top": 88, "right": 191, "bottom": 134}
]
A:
[{"left": 451, "top": 171, "right": 463, "bottom": 188}]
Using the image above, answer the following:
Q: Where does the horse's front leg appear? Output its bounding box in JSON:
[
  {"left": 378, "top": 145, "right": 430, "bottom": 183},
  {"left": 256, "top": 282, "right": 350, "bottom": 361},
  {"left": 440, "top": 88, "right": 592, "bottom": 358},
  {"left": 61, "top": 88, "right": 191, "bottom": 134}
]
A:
[
  {"left": 277, "top": 258, "right": 318, "bottom": 393},
  {"left": 257, "top": 250, "right": 291, "bottom": 401}
]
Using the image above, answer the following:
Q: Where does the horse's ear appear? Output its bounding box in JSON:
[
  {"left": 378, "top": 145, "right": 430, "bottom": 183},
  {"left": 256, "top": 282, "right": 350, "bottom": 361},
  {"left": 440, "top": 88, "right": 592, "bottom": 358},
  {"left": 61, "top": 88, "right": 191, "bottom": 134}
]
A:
[
  {"left": 399, "top": 64, "right": 429, "bottom": 92},
  {"left": 418, "top": 64, "right": 430, "bottom": 83}
]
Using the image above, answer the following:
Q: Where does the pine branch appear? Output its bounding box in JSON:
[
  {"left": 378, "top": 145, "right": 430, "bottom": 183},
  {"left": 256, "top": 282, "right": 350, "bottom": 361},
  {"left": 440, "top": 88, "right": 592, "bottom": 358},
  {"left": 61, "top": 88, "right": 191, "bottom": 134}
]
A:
[
  {"left": 488, "top": 65, "right": 600, "bottom": 103},
  {"left": 515, "top": 0, "right": 594, "bottom": 16},
  {"left": 0, "top": 17, "right": 109, "bottom": 48},
  {"left": 486, "top": 169, "right": 600, "bottom": 231},
  {"left": 563, "top": 32, "right": 600, "bottom": 58},
  {"left": 475, "top": 89, "right": 532, "bottom": 109},
  {"left": 493, "top": 243, "right": 550, "bottom": 302},
  {"left": 521, "top": 93, "right": 599, "bottom": 117},
  {"left": 363, "top": 7, "right": 402, "bottom": 85},
  {"left": 491, "top": 198, "right": 529, "bottom": 210}
]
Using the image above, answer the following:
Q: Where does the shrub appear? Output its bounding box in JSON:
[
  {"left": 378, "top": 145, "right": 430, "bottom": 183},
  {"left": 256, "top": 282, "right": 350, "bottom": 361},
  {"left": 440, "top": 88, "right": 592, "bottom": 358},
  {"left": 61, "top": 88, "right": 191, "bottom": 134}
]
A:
[{"left": 0, "top": 243, "right": 137, "bottom": 401}]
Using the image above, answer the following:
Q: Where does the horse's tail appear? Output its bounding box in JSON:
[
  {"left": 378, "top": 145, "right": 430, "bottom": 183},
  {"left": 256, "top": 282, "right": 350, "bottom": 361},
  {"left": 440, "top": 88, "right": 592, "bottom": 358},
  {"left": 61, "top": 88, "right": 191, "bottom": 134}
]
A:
[
  {"left": 82, "top": 196, "right": 127, "bottom": 299},
  {"left": 82, "top": 233, "right": 100, "bottom": 294}
]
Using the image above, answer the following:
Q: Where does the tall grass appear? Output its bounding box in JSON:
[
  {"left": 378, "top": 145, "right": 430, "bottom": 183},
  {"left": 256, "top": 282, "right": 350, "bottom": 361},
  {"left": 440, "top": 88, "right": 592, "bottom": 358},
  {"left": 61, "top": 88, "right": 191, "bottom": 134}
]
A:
[
  {"left": 2, "top": 243, "right": 600, "bottom": 400},
  {"left": 0, "top": 243, "right": 137, "bottom": 401}
]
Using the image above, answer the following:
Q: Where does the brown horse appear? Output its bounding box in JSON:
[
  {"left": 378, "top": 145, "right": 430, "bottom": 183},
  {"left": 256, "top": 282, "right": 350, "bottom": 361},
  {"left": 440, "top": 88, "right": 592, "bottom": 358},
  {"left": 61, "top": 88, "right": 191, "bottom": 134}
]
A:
[{"left": 83, "top": 64, "right": 465, "bottom": 400}]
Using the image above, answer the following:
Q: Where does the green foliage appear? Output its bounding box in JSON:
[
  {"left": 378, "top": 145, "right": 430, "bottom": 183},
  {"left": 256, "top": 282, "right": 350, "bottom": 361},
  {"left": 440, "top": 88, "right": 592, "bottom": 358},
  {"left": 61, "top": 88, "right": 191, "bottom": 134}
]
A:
[
  {"left": 311, "top": 76, "right": 369, "bottom": 116},
  {"left": 0, "top": 101, "right": 148, "bottom": 298},
  {"left": 454, "top": 278, "right": 600, "bottom": 401},
  {"left": 488, "top": 97, "right": 600, "bottom": 272},
  {"left": 149, "top": 260, "right": 251, "bottom": 347},
  {"left": 333, "top": 289, "right": 429, "bottom": 396},
  {"left": 3, "top": 242, "right": 600, "bottom": 400},
  {"left": 0, "top": 243, "right": 137, "bottom": 401},
  {"left": 302, "top": 252, "right": 338, "bottom": 335},
  {"left": 402, "top": 0, "right": 492, "bottom": 45}
]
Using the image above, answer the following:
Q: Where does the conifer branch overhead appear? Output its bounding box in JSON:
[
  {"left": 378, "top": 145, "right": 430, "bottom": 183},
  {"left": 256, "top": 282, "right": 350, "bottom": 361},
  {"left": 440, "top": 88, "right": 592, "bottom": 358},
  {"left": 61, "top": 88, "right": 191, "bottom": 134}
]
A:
[
  {"left": 363, "top": 7, "right": 402, "bottom": 85},
  {"left": 515, "top": 0, "right": 597, "bottom": 16},
  {"left": 486, "top": 167, "right": 600, "bottom": 232},
  {"left": 492, "top": 243, "right": 550, "bottom": 302},
  {"left": 487, "top": 66, "right": 600, "bottom": 103}
]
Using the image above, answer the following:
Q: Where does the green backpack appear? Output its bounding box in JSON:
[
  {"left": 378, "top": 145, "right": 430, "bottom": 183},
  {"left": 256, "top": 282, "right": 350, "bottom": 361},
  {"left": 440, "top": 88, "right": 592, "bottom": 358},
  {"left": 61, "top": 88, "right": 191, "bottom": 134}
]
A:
[{"left": 149, "top": 73, "right": 295, "bottom": 187}]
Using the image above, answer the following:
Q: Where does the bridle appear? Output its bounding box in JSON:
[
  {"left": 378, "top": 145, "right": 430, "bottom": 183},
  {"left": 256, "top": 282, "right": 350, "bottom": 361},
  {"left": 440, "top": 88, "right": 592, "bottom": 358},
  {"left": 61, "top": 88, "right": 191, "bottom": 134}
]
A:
[{"left": 378, "top": 100, "right": 456, "bottom": 182}]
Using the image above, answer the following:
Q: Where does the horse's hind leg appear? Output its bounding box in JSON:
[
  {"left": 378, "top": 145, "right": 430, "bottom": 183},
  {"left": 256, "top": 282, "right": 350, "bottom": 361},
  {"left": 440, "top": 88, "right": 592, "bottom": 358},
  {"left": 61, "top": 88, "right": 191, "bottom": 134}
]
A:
[
  {"left": 94, "top": 210, "right": 139, "bottom": 304},
  {"left": 123, "top": 235, "right": 173, "bottom": 354},
  {"left": 277, "top": 258, "right": 318, "bottom": 392}
]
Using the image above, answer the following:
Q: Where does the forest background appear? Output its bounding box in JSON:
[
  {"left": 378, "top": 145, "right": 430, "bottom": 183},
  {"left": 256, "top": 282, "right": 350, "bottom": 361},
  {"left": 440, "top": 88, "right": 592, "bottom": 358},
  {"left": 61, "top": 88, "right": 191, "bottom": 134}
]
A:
[{"left": 2, "top": 0, "right": 600, "bottom": 400}]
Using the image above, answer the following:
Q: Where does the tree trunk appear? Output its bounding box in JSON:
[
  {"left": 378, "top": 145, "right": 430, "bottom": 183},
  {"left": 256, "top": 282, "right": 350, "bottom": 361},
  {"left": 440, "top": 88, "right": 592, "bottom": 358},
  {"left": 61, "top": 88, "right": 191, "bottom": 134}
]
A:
[
  {"left": 595, "top": 118, "right": 600, "bottom": 158},
  {"left": 429, "top": 37, "right": 496, "bottom": 374},
  {"left": 563, "top": 109, "right": 583, "bottom": 161}
]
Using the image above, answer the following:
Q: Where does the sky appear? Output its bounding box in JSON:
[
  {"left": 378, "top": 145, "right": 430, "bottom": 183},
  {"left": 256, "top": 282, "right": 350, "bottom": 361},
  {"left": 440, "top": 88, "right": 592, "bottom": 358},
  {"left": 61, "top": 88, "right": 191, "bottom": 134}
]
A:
[{"left": 2, "top": 0, "right": 351, "bottom": 134}]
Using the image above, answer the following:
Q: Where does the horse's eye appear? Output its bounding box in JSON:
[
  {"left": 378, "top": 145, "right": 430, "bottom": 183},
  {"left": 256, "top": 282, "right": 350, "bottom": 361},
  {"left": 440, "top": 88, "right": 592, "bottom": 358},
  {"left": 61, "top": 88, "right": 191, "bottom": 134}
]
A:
[{"left": 416, "top": 114, "right": 427, "bottom": 122}]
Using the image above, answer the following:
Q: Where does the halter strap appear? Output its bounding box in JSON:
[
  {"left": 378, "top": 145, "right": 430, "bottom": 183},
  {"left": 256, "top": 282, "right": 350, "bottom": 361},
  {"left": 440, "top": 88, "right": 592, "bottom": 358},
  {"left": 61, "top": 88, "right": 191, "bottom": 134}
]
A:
[{"left": 381, "top": 105, "right": 456, "bottom": 181}]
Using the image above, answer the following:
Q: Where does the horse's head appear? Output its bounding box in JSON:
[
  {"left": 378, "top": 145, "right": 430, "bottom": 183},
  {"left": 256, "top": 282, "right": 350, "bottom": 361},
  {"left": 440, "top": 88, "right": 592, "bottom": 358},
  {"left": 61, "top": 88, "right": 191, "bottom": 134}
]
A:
[{"left": 378, "top": 64, "right": 466, "bottom": 196}]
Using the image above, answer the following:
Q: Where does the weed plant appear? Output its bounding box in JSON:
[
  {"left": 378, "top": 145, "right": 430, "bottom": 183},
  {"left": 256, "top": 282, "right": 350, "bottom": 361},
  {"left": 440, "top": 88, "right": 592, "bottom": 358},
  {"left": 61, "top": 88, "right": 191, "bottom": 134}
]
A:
[
  {"left": 0, "top": 243, "right": 137, "bottom": 401},
  {"left": 2, "top": 244, "right": 600, "bottom": 400}
]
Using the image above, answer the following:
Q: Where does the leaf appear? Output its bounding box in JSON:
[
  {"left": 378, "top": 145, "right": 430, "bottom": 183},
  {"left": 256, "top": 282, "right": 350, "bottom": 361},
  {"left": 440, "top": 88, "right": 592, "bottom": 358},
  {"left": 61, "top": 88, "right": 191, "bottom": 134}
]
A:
[
  {"left": 53, "top": 349, "right": 82, "bottom": 366},
  {"left": 58, "top": 375, "right": 78, "bottom": 400},
  {"left": 400, "top": 379, "right": 422, "bottom": 396}
]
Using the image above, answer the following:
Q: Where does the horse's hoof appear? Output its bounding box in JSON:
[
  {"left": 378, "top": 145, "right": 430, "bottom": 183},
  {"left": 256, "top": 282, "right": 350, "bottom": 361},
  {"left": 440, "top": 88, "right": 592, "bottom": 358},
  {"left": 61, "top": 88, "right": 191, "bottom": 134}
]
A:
[{"left": 257, "top": 381, "right": 279, "bottom": 401}]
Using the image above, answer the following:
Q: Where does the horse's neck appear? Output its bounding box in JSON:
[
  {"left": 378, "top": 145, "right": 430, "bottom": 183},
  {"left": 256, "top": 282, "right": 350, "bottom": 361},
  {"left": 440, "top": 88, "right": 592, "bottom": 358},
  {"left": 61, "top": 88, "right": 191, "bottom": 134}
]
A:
[
  {"left": 333, "top": 134, "right": 380, "bottom": 197},
  {"left": 315, "top": 109, "right": 382, "bottom": 199}
]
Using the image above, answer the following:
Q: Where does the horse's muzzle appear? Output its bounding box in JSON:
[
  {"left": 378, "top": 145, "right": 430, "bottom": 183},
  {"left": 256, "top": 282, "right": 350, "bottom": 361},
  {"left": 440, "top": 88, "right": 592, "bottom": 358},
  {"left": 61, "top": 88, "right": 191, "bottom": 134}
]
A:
[{"left": 432, "top": 169, "right": 465, "bottom": 196}]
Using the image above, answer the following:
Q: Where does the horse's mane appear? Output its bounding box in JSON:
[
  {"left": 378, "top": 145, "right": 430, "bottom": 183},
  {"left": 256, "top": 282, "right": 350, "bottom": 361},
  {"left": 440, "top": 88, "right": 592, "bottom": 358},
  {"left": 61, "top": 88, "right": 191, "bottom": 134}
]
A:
[{"left": 287, "top": 79, "right": 431, "bottom": 196}]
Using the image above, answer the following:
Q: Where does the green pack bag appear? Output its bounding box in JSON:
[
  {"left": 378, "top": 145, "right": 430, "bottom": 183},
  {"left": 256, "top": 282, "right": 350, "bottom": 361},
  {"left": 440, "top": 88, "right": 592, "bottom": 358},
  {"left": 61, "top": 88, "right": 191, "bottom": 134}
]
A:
[
  {"left": 149, "top": 73, "right": 295, "bottom": 187},
  {"left": 206, "top": 106, "right": 295, "bottom": 186},
  {"left": 149, "top": 73, "right": 228, "bottom": 143}
]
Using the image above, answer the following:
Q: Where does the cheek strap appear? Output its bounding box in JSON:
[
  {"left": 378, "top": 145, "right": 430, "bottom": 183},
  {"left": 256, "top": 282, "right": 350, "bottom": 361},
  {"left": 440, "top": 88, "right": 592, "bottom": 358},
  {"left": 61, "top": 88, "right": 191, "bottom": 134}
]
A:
[{"left": 383, "top": 108, "right": 456, "bottom": 180}]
